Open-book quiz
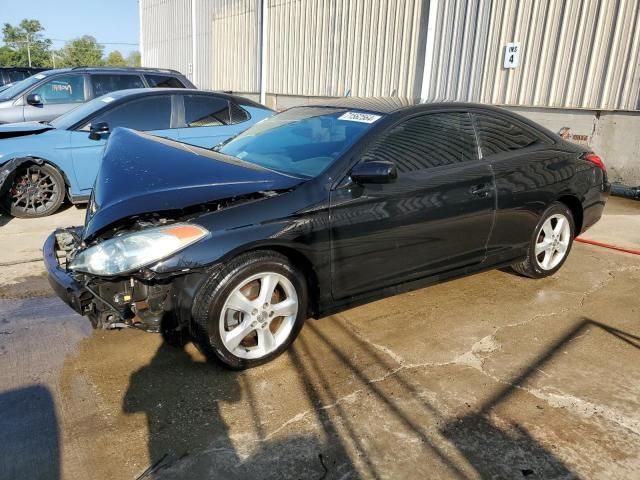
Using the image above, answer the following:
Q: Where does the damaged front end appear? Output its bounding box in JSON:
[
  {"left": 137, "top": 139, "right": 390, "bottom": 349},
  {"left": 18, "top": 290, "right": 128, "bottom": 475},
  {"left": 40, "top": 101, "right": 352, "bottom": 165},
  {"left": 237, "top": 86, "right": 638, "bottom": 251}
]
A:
[
  {"left": 43, "top": 191, "right": 282, "bottom": 332},
  {"left": 44, "top": 206, "right": 217, "bottom": 331},
  {"left": 43, "top": 127, "right": 302, "bottom": 333},
  {"left": 44, "top": 225, "right": 181, "bottom": 331}
]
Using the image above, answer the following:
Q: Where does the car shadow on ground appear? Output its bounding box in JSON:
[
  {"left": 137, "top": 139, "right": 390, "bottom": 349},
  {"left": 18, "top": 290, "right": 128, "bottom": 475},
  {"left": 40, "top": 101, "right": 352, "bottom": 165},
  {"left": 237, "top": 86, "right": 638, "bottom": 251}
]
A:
[
  {"left": 0, "top": 201, "right": 78, "bottom": 228},
  {"left": 123, "top": 341, "right": 355, "bottom": 479},
  {"left": 0, "top": 213, "right": 11, "bottom": 227},
  {"left": 0, "top": 385, "right": 60, "bottom": 480},
  {"left": 123, "top": 316, "right": 638, "bottom": 479}
]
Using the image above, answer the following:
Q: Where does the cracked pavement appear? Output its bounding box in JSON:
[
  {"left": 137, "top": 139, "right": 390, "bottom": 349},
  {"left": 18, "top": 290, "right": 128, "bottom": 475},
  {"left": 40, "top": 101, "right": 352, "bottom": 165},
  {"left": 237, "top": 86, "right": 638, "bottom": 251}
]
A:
[{"left": 0, "top": 199, "right": 639, "bottom": 479}]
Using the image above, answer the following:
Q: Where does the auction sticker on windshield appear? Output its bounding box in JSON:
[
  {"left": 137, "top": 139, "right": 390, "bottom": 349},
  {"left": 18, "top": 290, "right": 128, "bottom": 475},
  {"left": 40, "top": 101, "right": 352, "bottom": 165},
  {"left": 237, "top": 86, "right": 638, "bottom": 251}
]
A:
[{"left": 338, "top": 111, "right": 382, "bottom": 123}]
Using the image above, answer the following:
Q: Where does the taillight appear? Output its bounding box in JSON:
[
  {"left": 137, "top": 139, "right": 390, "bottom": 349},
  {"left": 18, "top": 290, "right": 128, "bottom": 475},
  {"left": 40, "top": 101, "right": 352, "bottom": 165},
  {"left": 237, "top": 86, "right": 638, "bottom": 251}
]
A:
[{"left": 584, "top": 152, "right": 606, "bottom": 172}]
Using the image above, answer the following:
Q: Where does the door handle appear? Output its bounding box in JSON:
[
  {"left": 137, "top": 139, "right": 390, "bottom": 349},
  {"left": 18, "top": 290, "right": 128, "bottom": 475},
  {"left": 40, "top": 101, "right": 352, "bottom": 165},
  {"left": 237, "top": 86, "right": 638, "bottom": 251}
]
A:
[{"left": 470, "top": 184, "right": 492, "bottom": 198}]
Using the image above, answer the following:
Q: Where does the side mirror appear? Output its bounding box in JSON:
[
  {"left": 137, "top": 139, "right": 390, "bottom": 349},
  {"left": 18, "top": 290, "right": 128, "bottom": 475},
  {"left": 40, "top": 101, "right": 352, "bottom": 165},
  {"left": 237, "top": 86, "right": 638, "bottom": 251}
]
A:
[
  {"left": 26, "top": 93, "right": 43, "bottom": 106},
  {"left": 350, "top": 160, "right": 398, "bottom": 184},
  {"left": 89, "top": 122, "right": 110, "bottom": 141}
]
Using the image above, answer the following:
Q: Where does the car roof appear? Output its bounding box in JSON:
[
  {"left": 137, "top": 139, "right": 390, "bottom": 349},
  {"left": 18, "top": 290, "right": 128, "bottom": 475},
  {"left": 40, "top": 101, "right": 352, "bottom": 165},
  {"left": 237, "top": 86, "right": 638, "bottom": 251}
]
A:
[
  {"left": 305, "top": 97, "right": 526, "bottom": 116},
  {"left": 29, "top": 67, "right": 183, "bottom": 77},
  {"left": 302, "top": 97, "right": 560, "bottom": 140},
  {"left": 97, "top": 88, "right": 270, "bottom": 109}
]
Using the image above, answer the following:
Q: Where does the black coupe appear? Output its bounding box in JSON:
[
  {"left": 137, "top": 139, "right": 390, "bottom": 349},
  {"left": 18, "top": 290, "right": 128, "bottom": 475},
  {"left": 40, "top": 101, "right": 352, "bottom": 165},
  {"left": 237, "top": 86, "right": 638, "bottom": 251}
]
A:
[{"left": 44, "top": 98, "right": 609, "bottom": 369}]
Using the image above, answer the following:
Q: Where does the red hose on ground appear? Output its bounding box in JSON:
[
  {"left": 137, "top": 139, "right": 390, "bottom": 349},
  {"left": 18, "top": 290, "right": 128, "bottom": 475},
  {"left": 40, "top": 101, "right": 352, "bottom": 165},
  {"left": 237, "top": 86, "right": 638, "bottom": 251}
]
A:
[{"left": 575, "top": 237, "right": 640, "bottom": 256}]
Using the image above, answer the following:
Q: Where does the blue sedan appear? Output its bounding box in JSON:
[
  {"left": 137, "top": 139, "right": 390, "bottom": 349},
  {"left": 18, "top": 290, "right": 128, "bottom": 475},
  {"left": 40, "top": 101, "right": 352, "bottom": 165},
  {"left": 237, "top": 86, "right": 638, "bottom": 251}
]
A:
[{"left": 0, "top": 89, "right": 274, "bottom": 217}]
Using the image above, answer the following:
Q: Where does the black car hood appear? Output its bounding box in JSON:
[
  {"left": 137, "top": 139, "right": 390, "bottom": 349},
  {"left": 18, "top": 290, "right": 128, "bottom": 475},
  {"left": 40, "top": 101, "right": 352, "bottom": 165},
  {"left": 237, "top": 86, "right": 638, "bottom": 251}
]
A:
[
  {"left": 84, "top": 128, "right": 303, "bottom": 240},
  {"left": 0, "top": 121, "right": 54, "bottom": 139}
]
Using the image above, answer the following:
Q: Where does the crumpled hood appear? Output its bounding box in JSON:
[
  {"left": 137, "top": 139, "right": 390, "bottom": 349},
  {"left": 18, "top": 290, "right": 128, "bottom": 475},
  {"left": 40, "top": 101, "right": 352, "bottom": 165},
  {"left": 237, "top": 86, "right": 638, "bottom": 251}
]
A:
[
  {"left": 83, "top": 128, "right": 303, "bottom": 239},
  {"left": 0, "top": 121, "right": 54, "bottom": 139}
]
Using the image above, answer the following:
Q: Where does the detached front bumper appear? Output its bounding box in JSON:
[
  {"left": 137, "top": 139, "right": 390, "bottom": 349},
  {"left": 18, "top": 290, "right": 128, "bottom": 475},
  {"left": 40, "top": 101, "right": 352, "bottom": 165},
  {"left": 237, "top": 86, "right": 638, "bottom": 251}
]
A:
[{"left": 43, "top": 230, "right": 91, "bottom": 315}]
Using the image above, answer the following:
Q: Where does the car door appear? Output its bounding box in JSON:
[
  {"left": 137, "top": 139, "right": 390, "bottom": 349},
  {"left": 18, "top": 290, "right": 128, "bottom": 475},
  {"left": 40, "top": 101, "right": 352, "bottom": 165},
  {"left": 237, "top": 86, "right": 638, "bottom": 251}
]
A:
[
  {"left": 471, "top": 112, "right": 558, "bottom": 261},
  {"left": 330, "top": 111, "right": 496, "bottom": 299},
  {"left": 70, "top": 94, "right": 176, "bottom": 192},
  {"left": 23, "top": 73, "right": 88, "bottom": 122},
  {"left": 176, "top": 94, "right": 250, "bottom": 148}
]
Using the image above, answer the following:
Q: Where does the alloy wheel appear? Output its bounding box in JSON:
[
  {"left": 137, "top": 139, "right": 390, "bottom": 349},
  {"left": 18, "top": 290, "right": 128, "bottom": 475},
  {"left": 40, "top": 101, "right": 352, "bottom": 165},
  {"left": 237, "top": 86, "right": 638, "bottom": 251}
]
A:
[
  {"left": 219, "top": 272, "right": 299, "bottom": 360},
  {"left": 535, "top": 213, "right": 571, "bottom": 270},
  {"left": 10, "top": 165, "right": 61, "bottom": 216}
]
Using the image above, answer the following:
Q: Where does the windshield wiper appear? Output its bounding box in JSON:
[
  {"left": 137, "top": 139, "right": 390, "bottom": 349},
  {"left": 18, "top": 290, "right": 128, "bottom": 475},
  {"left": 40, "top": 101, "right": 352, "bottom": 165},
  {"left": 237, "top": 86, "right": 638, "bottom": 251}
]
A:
[{"left": 212, "top": 131, "right": 242, "bottom": 152}]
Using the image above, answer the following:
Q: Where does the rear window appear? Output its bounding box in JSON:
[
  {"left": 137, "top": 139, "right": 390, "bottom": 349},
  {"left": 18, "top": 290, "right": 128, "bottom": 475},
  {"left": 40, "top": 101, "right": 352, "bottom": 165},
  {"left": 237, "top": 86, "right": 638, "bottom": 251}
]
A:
[
  {"left": 7, "top": 71, "right": 29, "bottom": 83},
  {"left": 91, "top": 74, "right": 145, "bottom": 97},
  {"left": 145, "top": 75, "right": 185, "bottom": 88},
  {"left": 473, "top": 114, "right": 545, "bottom": 156}
]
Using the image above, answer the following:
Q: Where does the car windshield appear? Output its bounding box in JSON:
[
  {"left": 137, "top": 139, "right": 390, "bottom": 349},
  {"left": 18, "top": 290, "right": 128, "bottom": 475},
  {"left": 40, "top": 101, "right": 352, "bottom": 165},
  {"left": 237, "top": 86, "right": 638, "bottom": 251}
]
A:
[
  {"left": 50, "top": 94, "right": 118, "bottom": 130},
  {"left": 0, "top": 74, "right": 45, "bottom": 101},
  {"left": 218, "top": 107, "right": 382, "bottom": 178}
]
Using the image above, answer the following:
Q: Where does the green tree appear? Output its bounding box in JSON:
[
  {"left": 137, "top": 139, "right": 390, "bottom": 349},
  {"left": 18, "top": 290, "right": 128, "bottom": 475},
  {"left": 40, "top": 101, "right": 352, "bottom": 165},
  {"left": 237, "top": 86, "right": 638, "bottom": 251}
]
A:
[
  {"left": 104, "top": 50, "right": 127, "bottom": 67},
  {"left": 56, "top": 35, "right": 104, "bottom": 67},
  {"left": 1, "top": 19, "right": 52, "bottom": 67},
  {"left": 0, "top": 46, "right": 17, "bottom": 66},
  {"left": 126, "top": 50, "right": 141, "bottom": 67}
]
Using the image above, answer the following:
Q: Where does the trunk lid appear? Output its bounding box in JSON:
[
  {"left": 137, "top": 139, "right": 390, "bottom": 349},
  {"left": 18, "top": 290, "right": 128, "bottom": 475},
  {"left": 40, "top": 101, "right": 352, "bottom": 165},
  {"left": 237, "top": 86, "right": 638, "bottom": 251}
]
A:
[{"left": 83, "top": 128, "right": 303, "bottom": 239}]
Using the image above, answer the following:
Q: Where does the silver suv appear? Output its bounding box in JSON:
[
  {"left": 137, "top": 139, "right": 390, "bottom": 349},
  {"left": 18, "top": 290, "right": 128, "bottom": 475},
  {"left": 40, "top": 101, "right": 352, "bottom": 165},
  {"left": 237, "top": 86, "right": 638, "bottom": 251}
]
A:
[{"left": 0, "top": 67, "right": 195, "bottom": 124}]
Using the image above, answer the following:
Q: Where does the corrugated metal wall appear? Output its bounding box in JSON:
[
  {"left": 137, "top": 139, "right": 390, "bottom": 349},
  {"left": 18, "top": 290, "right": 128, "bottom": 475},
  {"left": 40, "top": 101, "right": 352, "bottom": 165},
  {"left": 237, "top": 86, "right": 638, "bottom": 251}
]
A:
[
  {"left": 140, "top": 0, "right": 194, "bottom": 78},
  {"left": 266, "top": 0, "right": 428, "bottom": 97},
  {"left": 208, "top": 0, "right": 260, "bottom": 93},
  {"left": 425, "top": 0, "right": 640, "bottom": 111},
  {"left": 140, "top": 0, "right": 640, "bottom": 111}
]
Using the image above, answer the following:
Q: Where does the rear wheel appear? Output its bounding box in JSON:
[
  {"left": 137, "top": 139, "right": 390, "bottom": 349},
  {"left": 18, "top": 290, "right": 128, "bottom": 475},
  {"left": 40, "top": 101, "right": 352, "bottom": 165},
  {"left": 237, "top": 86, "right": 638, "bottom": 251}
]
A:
[
  {"left": 511, "top": 202, "right": 575, "bottom": 278},
  {"left": 8, "top": 163, "right": 65, "bottom": 218},
  {"left": 192, "top": 251, "right": 308, "bottom": 369}
]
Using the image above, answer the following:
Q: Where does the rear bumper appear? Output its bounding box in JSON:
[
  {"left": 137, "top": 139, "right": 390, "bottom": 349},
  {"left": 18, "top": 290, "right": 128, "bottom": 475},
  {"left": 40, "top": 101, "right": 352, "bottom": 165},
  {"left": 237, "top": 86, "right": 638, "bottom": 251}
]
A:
[
  {"left": 42, "top": 230, "right": 90, "bottom": 315},
  {"left": 581, "top": 181, "right": 610, "bottom": 233}
]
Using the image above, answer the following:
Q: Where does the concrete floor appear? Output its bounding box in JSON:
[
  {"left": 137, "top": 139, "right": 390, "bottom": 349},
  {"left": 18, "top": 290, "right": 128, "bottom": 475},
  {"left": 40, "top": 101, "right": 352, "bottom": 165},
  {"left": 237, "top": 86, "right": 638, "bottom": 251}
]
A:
[{"left": 0, "top": 199, "right": 639, "bottom": 479}]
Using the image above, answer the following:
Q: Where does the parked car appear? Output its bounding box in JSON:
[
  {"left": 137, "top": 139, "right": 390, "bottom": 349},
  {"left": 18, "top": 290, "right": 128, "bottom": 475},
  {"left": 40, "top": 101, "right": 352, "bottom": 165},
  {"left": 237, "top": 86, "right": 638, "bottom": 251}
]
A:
[
  {"left": 0, "top": 67, "right": 48, "bottom": 87},
  {"left": 0, "top": 67, "right": 195, "bottom": 124},
  {"left": 44, "top": 99, "right": 609, "bottom": 369},
  {"left": 0, "top": 88, "right": 273, "bottom": 217}
]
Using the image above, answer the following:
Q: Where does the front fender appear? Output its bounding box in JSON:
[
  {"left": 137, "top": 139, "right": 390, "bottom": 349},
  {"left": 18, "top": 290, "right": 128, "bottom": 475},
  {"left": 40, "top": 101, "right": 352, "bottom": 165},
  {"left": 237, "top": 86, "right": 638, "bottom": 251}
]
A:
[{"left": 0, "top": 156, "right": 43, "bottom": 197}]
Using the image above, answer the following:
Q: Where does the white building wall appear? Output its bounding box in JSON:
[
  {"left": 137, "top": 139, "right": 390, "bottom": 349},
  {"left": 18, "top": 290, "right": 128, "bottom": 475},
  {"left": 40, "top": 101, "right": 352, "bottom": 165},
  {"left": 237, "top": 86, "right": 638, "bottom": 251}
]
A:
[
  {"left": 425, "top": 0, "right": 640, "bottom": 111},
  {"left": 140, "top": 0, "right": 194, "bottom": 79}
]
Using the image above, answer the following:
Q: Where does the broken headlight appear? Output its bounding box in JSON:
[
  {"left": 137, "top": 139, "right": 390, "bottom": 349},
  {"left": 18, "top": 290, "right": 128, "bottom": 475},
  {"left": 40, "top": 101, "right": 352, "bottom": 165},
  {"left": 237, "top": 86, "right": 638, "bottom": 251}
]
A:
[{"left": 69, "top": 223, "right": 209, "bottom": 276}]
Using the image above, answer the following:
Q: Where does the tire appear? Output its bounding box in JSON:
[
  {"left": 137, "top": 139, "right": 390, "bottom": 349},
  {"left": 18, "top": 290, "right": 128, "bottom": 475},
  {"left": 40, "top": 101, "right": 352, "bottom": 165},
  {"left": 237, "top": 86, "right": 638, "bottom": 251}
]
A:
[
  {"left": 511, "top": 201, "right": 575, "bottom": 279},
  {"left": 7, "top": 162, "right": 65, "bottom": 218},
  {"left": 192, "top": 250, "right": 308, "bottom": 369}
]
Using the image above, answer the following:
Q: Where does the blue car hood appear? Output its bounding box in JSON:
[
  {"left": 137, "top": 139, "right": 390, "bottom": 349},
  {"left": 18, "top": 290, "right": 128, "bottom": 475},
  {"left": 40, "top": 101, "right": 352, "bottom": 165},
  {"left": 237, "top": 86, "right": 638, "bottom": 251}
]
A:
[
  {"left": 0, "top": 121, "right": 54, "bottom": 139},
  {"left": 84, "top": 128, "right": 303, "bottom": 239}
]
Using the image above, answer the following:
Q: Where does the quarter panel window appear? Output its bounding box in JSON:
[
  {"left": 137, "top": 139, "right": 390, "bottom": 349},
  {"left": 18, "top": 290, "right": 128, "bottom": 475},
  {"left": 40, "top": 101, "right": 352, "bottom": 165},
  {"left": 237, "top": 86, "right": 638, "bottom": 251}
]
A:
[
  {"left": 473, "top": 114, "right": 544, "bottom": 156},
  {"left": 229, "top": 101, "right": 250, "bottom": 124},
  {"left": 183, "top": 95, "right": 230, "bottom": 127},
  {"left": 91, "top": 74, "right": 145, "bottom": 97},
  {"left": 30, "top": 74, "right": 86, "bottom": 104},
  {"left": 363, "top": 112, "right": 479, "bottom": 173},
  {"left": 88, "top": 96, "right": 172, "bottom": 131},
  {"left": 144, "top": 75, "right": 185, "bottom": 88}
]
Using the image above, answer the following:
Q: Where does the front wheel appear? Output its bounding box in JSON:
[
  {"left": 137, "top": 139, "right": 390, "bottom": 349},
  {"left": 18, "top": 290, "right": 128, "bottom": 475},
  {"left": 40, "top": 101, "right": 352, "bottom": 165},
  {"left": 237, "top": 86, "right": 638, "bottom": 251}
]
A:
[
  {"left": 192, "top": 251, "right": 308, "bottom": 369},
  {"left": 7, "top": 163, "right": 65, "bottom": 218},
  {"left": 511, "top": 202, "right": 575, "bottom": 278}
]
